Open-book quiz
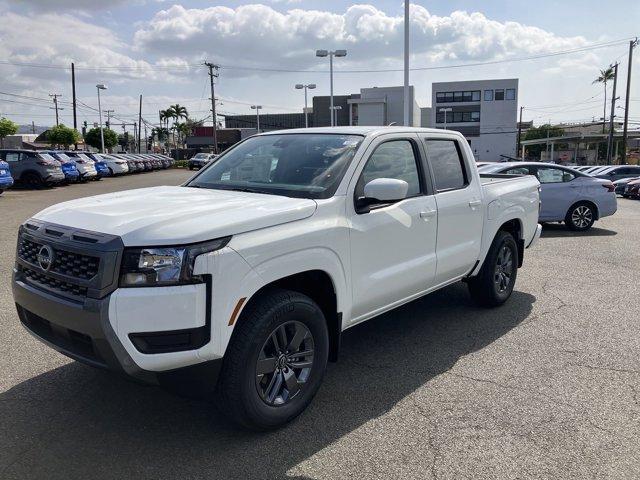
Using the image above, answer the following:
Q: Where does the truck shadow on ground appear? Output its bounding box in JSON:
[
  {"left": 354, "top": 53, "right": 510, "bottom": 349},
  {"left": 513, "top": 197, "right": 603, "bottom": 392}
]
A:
[
  {"left": 540, "top": 224, "right": 617, "bottom": 238},
  {"left": 1, "top": 283, "right": 534, "bottom": 480}
]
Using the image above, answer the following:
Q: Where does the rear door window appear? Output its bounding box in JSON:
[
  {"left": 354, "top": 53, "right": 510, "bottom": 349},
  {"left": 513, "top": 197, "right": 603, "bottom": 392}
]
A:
[{"left": 424, "top": 139, "right": 468, "bottom": 191}]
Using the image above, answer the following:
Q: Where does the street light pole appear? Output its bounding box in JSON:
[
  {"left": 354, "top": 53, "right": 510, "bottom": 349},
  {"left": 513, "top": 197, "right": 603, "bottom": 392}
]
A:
[
  {"left": 316, "top": 49, "right": 347, "bottom": 127},
  {"left": 251, "top": 105, "right": 262, "bottom": 132},
  {"left": 439, "top": 107, "right": 452, "bottom": 130},
  {"left": 621, "top": 38, "right": 637, "bottom": 164},
  {"left": 403, "top": 0, "right": 410, "bottom": 126},
  {"left": 96, "top": 84, "right": 107, "bottom": 153},
  {"left": 295, "top": 84, "right": 316, "bottom": 128}
]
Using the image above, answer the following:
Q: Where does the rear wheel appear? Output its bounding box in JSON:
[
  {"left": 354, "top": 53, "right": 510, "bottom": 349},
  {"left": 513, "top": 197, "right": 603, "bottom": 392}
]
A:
[
  {"left": 216, "top": 288, "right": 329, "bottom": 430},
  {"left": 468, "top": 231, "right": 518, "bottom": 307},
  {"left": 22, "top": 172, "right": 44, "bottom": 189},
  {"left": 565, "top": 202, "right": 595, "bottom": 231}
]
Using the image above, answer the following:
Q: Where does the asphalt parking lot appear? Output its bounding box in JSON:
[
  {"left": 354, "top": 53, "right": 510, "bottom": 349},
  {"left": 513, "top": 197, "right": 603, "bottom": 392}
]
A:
[{"left": 1, "top": 170, "right": 639, "bottom": 479}]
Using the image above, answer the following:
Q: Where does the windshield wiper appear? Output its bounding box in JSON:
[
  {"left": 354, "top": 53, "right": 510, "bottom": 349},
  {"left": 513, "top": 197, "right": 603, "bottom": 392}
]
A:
[{"left": 227, "top": 187, "right": 266, "bottom": 194}]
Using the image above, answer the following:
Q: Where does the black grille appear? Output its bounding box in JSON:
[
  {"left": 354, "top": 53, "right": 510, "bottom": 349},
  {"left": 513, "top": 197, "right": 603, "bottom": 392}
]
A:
[
  {"left": 21, "top": 266, "right": 88, "bottom": 298},
  {"left": 18, "top": 237, "right": 100, "bottom": 280}
]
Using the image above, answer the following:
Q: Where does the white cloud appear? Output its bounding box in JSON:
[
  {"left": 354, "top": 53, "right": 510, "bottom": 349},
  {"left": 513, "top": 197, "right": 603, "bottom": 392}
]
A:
[{"left": 133, "top": 4, "right": 588, "bottom": 71}]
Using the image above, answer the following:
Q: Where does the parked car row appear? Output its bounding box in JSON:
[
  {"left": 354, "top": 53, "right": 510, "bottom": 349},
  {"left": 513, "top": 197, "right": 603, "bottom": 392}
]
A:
[
  {"left": 573, "top": 164, "right": 640, "bottom": 180},
  {"left": 0, "top": 149, "right": 174, "bottom": 192}
]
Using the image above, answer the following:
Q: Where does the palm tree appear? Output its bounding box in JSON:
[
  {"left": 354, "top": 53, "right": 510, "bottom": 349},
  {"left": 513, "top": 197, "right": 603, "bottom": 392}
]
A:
[
  {"left": 170, "top": 104, "right": 189, "bottom": 122},
  {"left": 593, "top": 67, "right": 615, "bottom": 133}
]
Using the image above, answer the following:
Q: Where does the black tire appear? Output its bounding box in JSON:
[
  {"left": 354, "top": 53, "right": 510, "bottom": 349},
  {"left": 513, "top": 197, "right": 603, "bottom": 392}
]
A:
[
  {"left": 22, "top": 172, "right": 44, "bottom": 189},
  {"left": 565, "top": 202, "right": 595, "bottom": 231},
  {"left": 188, "top": 166, "right": 194, "bottom": 171},
  {"left": 216, "top": 288, "right": 329, "bottom": 430},
  {"left": 468, "top": 231, "right": 518, "bottom": 307},
  {"left": 0, "top": 189, "right": 3, "bottom": 195}
]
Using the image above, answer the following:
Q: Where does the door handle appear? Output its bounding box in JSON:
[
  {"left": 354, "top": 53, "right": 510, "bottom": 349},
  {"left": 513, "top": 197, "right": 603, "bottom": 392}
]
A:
[
  {"left": 468, "top": 199, "right": 482, "bottom": 208},
  {"left": 419, "top": 209, "right": 436, "bottom": 219}
]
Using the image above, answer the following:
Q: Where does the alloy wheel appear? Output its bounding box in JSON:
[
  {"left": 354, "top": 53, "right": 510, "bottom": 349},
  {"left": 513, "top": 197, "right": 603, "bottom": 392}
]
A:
[
  {"left": 494, "top": 244, "right": 514, "bottom": 293},
  {"left": 255, "top": 321, "right": 315, "bottom": 406},
  {"left": 571, "top": 205, "right": 593, "bottom": 229}
]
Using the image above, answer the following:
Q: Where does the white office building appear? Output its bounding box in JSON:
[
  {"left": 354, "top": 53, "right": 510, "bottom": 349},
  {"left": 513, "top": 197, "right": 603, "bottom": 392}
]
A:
[
  {"left": 347, "top": 86, "right": 421, "bottom": 127},
  {"left": 431, "top": 79, "right": 519, "bottom": 161}
]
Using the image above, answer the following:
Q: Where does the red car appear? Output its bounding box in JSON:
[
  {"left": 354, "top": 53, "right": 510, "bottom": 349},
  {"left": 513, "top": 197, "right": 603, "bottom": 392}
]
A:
[{"left": 625, "top": 178, "right": 640, "bottom": 199}]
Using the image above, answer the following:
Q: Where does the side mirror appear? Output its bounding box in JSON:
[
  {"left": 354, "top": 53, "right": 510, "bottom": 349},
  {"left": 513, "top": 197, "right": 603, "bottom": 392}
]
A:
[{"left": 356, "top": 178, "right": 409, "bottom": 213}]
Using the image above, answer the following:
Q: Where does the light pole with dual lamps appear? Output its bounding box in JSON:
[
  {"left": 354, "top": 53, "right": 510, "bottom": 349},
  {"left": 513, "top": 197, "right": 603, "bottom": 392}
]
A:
[
  {"left": 295, "top": 83, "right": 316, "bottom": 128},
  {"left": 96, "top": 84, "right": 108, "bottom": 152},
  {"left": 315, "top": 49, "right": 346, "bottom": 126}
]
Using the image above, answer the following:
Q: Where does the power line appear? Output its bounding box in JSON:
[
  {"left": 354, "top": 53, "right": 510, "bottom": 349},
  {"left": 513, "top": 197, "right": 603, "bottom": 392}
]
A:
[{"left": 0, "top": 37, "right": 634, "bottom": 74}]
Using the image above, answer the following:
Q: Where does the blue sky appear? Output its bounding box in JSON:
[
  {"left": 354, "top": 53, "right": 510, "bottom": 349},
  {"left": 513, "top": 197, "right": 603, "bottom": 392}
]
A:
[{"left": 0, "top": 0, "right": 637, "bottom": 131}]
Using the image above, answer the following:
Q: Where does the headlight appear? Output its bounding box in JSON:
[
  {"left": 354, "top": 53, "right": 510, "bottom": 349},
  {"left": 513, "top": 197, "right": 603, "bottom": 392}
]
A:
[{"left": 119, "top": 237, "right": 230, "bottom": 287}]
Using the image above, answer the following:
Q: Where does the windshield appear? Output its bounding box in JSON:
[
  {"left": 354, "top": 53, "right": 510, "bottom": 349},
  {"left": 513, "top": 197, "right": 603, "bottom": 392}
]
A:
[
  {"left": 192, "top": 153, "right": 209, "bottom": 159},
  {"left": 188, "top": 133, "right": 364, "bottom": 199},
  {"left": 54, "top": 153, "right": 70, "bottom": 162},
  {"left": 77, "top": 153, "right": 93, "bottom": 162}
]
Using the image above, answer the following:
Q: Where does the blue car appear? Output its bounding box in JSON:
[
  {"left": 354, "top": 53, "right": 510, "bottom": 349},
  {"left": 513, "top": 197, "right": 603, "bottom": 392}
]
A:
[
  {"left": 86, "top": 153, "right": 111, "bottom": 178},
  {"left": 0, "top": 159, "right": 14, "bottom": 194},
  {"left": 45, "top": 151, "right": 80, "bottom": 183}
]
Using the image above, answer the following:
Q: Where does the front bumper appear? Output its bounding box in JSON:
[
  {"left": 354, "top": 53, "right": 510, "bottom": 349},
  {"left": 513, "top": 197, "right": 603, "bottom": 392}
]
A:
[{"left": 13, "top": 272, "right": 223, "bottom": 391}]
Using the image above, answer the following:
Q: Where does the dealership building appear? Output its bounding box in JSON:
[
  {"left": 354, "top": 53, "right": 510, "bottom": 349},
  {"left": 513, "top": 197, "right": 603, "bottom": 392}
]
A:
[{"left": 431, "top": 79, "right": 519, "bottom": 161}]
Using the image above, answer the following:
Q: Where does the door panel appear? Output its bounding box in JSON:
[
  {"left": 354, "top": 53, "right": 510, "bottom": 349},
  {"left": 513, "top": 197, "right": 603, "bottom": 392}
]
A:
[
  {"left": 534, "top": 167, "right": 576, "bottom": 221},
  {"left": 423, "top": 138, "right": 483, "bottom": 284},
  {"left": 350, "top": 196, "right": 438, "bottom": 319},
  {"left": 349, "top": 135, "right": 437, "bottom": 321}
]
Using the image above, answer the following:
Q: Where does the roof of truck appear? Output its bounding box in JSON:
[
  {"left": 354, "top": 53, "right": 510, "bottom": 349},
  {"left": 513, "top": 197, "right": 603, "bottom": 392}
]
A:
[{"left": 259, "top": 126, "right": 459, "bottom": 136}]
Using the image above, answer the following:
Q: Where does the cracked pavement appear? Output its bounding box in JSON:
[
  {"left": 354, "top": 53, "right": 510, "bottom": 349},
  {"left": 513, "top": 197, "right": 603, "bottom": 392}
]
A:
[{"left": 1, "top": 170, "right": 639, "bottom": 479}]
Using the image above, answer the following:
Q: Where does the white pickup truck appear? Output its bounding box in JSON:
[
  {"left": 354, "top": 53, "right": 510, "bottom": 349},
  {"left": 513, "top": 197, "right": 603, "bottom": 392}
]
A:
[{"left": 13, "top": 127, "right": 541, "bottom": 429}]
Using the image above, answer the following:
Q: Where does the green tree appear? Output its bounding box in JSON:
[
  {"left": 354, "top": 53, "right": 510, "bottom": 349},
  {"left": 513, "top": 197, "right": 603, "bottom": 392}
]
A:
[
  {"left": 523, "top": 124, "right": 565, "bottom": 159},
  {"left": 593, "top": 67, "right": 615, "bottom": 133},
  {"left": 84, "top": 127, "right": 118, "bottom": 151},
  {"left": 47, "top": 124, "right": 81, "bottom": 148},
  {"left": 0, "top": 117, "right": 19, "bottom": 147}
]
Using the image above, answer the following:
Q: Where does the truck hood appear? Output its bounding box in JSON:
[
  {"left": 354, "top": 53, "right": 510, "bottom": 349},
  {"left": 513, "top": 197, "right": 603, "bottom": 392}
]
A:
[{"left": 33, "top": 185, "right": 317, "bottom": 245}]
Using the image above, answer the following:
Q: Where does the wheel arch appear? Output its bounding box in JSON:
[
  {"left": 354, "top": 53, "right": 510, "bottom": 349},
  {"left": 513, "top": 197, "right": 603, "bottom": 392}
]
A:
[
  {"left": 237, "top": 269, "right": 342, "bottom": 362},
  {"left": 497, "top": 218, "right": 524, "bottom": 268}
]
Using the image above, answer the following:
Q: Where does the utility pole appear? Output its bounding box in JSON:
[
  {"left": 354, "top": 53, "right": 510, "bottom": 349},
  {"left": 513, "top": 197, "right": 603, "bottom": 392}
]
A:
[
  {"left": 621, "top": 38, "right": 637, "bottom": 164},
  {"left": 606, "top": 63, "right": 619, "bottom": 165},
  {"left": 403, "top": 0, "right": 410, "bottom": 126},
  {"left": 138, "top": 94, "right": 143, "bottom": 154},
  {"left": 31, "top": 121, "right": 35, "bottom": 134},
  {"left": 71, "top": 63, "right": 78, "bottom": 136},
  {"left": 517, "top": 106, "right": 524, "bottom": 159},
  {"left": 104, "top": 110, "right": 114, "bottom": 129},
  {"left": 204, "top": 61, "right": 219, "bottom": 153},
  {"left": 49, "top": 93, "right": 62, "bottom": 126}
]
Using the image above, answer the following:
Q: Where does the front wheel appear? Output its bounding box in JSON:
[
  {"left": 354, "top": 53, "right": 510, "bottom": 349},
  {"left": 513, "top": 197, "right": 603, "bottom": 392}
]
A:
[
  {"left": 468, "top": 231, "right": 518, "bottom": 307},
  {"left": 216, "top": 289, "right": 329, "bottom": 430},
  {"left": 565, "top": 202, "right": 595, "bottom": 231}
]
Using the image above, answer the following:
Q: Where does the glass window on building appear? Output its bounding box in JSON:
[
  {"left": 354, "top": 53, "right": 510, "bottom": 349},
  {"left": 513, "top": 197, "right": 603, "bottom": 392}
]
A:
[
  {"left": 495, "top": 89, "right": 505, "bottom": 100},
  {"left": 472, "top": 91, "right": 481, "bottom": 101},
  {"left": 484, "top": 90, "right": 493, "bottom": 101},
  {"left": 506, "top": 88, "right": 516, "bottom": 100},
  {"left": 471, "top": 111, "right": 480, "bottom": 122}
]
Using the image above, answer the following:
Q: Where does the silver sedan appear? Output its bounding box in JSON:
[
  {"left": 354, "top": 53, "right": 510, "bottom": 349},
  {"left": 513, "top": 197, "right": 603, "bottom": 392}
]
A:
[{"left": 479, "top": 162, "right": 617, "bottom": 231}]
